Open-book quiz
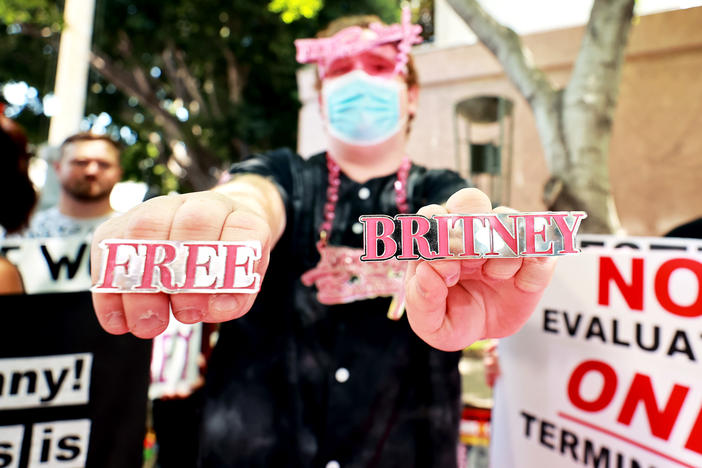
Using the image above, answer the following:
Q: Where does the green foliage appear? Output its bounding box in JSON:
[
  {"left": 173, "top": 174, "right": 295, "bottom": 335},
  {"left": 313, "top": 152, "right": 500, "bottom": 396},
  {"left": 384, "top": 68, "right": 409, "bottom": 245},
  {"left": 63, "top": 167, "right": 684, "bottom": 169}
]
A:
[
  {"left": 268, "top": 0, "right": 324, "bottom": 23},
  {"left": 0, "top": 0, "right": 61, "bottom": 25},
  {"left": 2, "top": 0, "right": 403, "bottom": 194}
]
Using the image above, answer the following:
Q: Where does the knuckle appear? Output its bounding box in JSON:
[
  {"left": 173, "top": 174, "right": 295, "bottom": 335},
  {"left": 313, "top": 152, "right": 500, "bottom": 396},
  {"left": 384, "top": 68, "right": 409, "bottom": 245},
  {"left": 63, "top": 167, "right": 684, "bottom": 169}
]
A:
[
  {"left": 92, "top": 222, "right": 111, "bottom": 242},
  {"left": 170, "top": 196, "right": 234, "bottom": 239},
  {"left": 124, "top": 208, "right": 172, "bottom": 238},
  {"left": 417, "top": 204, "right": 445, "bottom": 216},
  {"left": 228, "top": 210, "right": 272, "bottom": 245}
]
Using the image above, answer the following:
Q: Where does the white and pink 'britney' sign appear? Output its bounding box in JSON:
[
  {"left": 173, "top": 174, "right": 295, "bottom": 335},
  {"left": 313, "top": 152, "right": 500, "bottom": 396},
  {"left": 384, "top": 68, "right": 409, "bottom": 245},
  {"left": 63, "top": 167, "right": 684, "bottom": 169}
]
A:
[{"left": 359, "top": 211, "right": 587, "bottom": 261}]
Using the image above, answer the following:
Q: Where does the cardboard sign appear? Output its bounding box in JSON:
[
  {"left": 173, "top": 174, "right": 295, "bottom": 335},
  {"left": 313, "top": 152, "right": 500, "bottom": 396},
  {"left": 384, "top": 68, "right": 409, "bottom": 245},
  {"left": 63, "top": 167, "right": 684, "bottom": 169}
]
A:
[
  {"left": 491, "top": 235, "right": 702, "bottom": 468},
  {"left": 0, "top": 292, "right": 151, "bottom": 468}
]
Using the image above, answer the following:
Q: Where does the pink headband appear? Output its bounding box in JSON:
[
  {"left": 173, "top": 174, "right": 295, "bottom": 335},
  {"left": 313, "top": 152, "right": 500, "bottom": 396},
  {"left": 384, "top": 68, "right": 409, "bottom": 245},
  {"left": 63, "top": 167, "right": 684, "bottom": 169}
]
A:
[{"left": 294, "top": 7, "right": 422, "bottom": 78}]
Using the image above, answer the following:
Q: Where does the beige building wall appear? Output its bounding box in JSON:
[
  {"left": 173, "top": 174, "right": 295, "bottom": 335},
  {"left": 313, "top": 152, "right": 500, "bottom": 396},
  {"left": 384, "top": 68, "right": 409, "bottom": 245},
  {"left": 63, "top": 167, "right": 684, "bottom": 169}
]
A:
[{"left": 298, "top": 7, "right": 702, "bottom": 236}]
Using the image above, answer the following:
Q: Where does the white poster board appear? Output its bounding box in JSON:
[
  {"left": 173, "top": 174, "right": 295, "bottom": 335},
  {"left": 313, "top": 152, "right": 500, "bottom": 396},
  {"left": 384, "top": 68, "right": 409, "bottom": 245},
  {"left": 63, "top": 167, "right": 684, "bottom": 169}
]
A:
[{"left": 491, "top": 235, "right": 702, "bottom": 468}]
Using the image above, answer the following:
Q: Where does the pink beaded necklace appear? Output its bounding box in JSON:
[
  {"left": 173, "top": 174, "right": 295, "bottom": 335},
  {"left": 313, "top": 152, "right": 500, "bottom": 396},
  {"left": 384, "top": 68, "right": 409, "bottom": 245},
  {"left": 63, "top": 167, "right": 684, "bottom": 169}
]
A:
[
  {"left": 301, "top": 153, "right": 411, "bottom": 319},
  {"left": 319, "top": 153, "right": 411, "bottom": 246}
]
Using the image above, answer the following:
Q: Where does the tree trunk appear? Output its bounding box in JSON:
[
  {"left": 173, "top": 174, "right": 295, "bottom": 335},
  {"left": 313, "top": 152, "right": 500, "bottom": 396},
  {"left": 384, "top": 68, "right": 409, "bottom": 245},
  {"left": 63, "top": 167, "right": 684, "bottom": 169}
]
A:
[{"left": 446, "top": 0, "right": 635, "bottom": 233}]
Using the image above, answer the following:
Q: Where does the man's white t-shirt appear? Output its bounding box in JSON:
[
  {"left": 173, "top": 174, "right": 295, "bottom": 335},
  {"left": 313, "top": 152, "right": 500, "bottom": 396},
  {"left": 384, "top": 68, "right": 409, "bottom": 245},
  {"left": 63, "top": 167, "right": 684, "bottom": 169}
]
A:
[{"left": 23, "top": 206, "right": 113, "bottom": 238}]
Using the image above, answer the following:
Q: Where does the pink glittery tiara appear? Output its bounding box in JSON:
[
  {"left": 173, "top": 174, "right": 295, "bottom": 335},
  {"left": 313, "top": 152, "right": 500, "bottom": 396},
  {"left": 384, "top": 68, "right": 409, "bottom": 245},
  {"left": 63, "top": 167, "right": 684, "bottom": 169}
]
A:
[{"left": 294, "top": 7, "right": 423, "bottom": 78}]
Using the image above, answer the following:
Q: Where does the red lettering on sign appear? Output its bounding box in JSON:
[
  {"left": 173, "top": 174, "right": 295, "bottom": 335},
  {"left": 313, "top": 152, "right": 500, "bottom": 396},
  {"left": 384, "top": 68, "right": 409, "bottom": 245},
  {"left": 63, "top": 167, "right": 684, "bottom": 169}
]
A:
[
  {"left": 567, "top": 360, "right": 618, "bottom": 412},
  {"left": 567, "top": 360, "right": 702, "bottom": 456},
  {"left": 522, "top": 214, "right": 554, "bottom": 255},
  {"left": 398, "top": 215, "right": 435, "bottom": 260},
  {"left": 598, "top": 257, "right": 644, "bottom": 311},
  {"left": 654, "top": 258, "right": 702, "bottom": 318},
  {"left": 617, "top": 373, "right": 689, "bottom": 441},
  {"left": 685, "top": 408, "right": 702, "bottom": 455},
  {"left": 360, "top": 216, "right": 397, "bottom": 261},
  {"left": 552, "top": 213, "right": 585, "bottom": 254},
  {"left": 136, "top": 243, "right": 177, "bottom": 291},
  {"left": 181, "top": 244, "right": 218, "bottom": 289},
  {"left": 220, "top": 244, "right": 258, "bottom": 290},
  {"left": 95, "top": 242, "right": 139, "bottom": 289},
  {"left": 452, "top": 215, "right": 481, "bottom": 258},
  {"left": 434, "top": 216, "right": 452, "bottom": 258},
  {"left": 485, "top": 215, "right": 519, "bottom": 256}
]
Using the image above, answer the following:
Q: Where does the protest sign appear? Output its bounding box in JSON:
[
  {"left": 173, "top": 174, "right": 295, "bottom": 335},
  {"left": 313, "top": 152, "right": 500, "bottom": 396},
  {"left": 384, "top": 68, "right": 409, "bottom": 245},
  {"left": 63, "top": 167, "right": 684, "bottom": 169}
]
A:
[
  {"left": 1, "top": 235, "right": 203, "bottom": 404},
  {"left": 491, "top": 236, "right": 702, "bottom": 468},
  {"left": 149, "top": 320, "right": 203, "bottom": 400},
  {"left": 0, "top": 291, "right": 151, "bottom": 468},
  {"left": 0, "top": 236, "right": 92, "bottom": 294}
]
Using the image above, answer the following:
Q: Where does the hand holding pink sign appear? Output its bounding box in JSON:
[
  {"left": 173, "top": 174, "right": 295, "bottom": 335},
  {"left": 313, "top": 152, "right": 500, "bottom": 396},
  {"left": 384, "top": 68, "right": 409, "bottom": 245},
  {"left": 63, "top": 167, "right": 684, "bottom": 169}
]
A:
[
  {"left": 89, "top": 182, "right": 568, "bottom": 354},
  {"left": 90, "top": 186, "right": 283, "bottom": 339},
  {"left": 403, "top": 188, "right": 563, "bottom": 351}
]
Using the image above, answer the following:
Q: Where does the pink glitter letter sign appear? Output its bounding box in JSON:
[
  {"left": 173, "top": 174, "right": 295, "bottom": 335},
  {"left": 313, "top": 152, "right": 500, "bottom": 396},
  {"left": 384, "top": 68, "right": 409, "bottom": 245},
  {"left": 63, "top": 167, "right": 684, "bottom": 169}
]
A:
[
  {"left": 360, "top": 211, "right": 587, "bottom": 261},
  {"left": 92, "top": 239, "right": 262, "bottom": 294}
]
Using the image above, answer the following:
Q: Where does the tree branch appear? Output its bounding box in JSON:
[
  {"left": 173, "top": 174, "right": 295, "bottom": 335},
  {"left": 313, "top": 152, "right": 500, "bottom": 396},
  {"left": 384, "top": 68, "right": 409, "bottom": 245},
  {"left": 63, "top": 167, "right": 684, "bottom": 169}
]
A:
[
  {"left": 566, "top": 0, "right": 635, "bottom": 115},
  {"left": 171, "top": 46, "right": 209, "bottom": 118},
  {"left": 446, "top": 0, "right": 554, "bottom": 105},
  {"left": 446, "top": 0, "right": 567, "bottom": 174},
  {"left": 203, "top": 63, "right": 223, "bottom": 119},
  {"left": 563, "top": 0, "right": 634, "bottom": 146},
  {"left": 223, "top": 48, "right": 243, "bottom": 105},
  {"left": 161, "top": 44, "right": 191, "bottom": 104},
  {"left": 89, "top": 49, "right": 182, "bottom": 141}
]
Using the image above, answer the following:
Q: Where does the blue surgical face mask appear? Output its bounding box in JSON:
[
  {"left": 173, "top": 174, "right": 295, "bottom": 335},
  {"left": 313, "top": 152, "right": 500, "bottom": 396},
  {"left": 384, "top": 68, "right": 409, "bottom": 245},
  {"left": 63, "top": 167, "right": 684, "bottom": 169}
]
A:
[{"left": 322, "top": 70, "right": 404, "bottom": 146}]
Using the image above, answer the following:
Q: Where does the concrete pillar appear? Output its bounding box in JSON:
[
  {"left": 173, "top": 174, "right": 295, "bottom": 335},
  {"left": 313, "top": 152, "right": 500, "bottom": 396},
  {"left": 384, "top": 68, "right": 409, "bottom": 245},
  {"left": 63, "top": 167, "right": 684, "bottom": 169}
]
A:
[{"left": 48, "top": 0, "right": 96, "bottom": 146}]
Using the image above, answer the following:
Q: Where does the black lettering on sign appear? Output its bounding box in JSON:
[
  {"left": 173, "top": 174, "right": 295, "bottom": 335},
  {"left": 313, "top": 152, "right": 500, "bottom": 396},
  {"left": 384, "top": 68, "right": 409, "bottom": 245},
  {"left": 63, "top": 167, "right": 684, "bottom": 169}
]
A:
[
  {"left": 564, "top": 311, "right": 582, "bottom": 336},
  {"left": 40, "top": 243, "right": 88, "bottom": 280},
  {"left": 667, "top": 330, "right": 696, "bottom": 361},
  {"left": 0, "top": 354, "right": 92, "bottom": 410},
  {"left": 580, "top": 240, "right": 605, "bottom": 249},
  {"left": 543, "top": 309, "right": 559, "bottom": 334},
  {"left": 559, "top": 428, "right": 579, "bottom": 461},
  {"left": 56, "top": 435, "right": 82, "bottom": 461},
  {"left": 520, "top": 410, "right": 538, "bottom": 438},
  {"left": 585, "top": 316, "right": 606, "bottom": 342},
  {"left": 650, "top": 244, "right": 686, "bottom": 251},
  {"left": 584, "top": 439, "right": 609, "bottom": 467},
  {"left": 0, "top": 425, "right": 23, "bottom": 468},
  {"left": 0, "top": 443, "right": 14, "bottom": 468},
  {"left": 29, "top": 420, "right": 90, "bottom": 466},
  {"left": 0, "top": 246, "right": 19, "bottom": 257},
  {"left": 519, "top": 412, "right": 651, "bottom": 468}
]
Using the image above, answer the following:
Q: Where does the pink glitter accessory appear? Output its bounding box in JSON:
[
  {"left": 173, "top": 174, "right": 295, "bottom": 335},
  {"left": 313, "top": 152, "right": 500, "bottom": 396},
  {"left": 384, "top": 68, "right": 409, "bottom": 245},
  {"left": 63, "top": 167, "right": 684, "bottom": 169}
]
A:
[
  {"left": 300, "top": 153, "right": 412, "bottom": 319},
  {"left": 300, "top": 243, "right": 406, "bottom": 316},
  {"left": 295, "top": 7, "right": 422, "bottom": 78}
]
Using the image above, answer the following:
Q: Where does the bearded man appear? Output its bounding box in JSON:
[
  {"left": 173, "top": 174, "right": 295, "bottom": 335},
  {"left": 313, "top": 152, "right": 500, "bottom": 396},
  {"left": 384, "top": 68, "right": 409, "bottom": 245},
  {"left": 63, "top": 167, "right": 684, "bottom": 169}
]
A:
[{"left": 26, "top": 132, "right": 122, "bottom": 238}]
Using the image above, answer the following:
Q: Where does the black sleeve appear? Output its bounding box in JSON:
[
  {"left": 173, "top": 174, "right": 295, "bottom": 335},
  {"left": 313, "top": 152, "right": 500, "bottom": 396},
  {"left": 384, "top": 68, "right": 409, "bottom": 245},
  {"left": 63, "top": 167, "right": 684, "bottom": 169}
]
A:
[
  {"left": 227, "top": 148, "right": 297, "bottom": 212},
  {"left": 410, "top": 167, "right": 471, "bottom": 210}
]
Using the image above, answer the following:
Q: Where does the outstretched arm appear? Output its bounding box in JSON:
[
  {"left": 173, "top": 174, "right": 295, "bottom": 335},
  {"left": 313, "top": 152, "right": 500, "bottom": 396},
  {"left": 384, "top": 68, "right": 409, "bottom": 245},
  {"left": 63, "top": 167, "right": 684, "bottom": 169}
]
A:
[
  {"left": 404, "top": 188, "right": 556, "bottom": 351},
  {"left": 90, "top": 174, "right": 286, "bottom": 338}
]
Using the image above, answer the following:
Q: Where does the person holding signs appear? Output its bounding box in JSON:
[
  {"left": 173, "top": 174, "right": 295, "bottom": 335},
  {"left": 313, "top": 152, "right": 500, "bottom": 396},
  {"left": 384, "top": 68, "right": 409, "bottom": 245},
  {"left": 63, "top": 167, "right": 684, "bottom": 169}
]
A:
[
  {"left": 90, "top": 10, "right": 558, "bottom": 467},
  {"left": 0, "top": 115, "right": 37, "bottom": 294}
]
